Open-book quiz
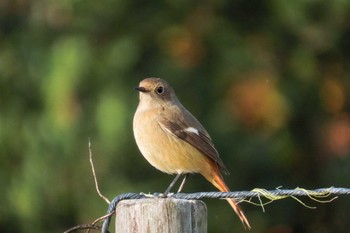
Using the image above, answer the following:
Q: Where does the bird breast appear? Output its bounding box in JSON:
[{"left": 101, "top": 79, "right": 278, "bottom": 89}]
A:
[{"left": 133, "top": 107, "right": 211, "bottom": 175}]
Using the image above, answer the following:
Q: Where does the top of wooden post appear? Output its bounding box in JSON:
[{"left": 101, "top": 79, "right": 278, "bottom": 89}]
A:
[{"left": 115, "top": 198, "right": 207, "bottom": 233}]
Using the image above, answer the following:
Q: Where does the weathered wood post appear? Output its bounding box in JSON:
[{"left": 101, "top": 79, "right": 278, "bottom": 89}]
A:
[{"left": 115, "top": 198, "right": 207, "bottom": 233}]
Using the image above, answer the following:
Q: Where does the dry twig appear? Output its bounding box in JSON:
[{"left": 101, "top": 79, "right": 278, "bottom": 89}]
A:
[{"left": 88, "top": 138, "right": 110, "bottom": 204}]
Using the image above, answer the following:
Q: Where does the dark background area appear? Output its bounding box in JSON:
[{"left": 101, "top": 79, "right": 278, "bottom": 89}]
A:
[{"left": 1, "top": 0, "right": 350, "bottom": 233}]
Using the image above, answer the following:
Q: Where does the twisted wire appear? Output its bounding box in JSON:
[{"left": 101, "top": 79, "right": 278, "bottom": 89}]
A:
[{"left": 101, "top": 187, "right": 350, "bottom": 233}]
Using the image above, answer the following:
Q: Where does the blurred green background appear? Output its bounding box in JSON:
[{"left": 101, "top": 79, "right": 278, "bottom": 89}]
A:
[{"left": 1, "top": 0, "right": 350, "bottom": 233}]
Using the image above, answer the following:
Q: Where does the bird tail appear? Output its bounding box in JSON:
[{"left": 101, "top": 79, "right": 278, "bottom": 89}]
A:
[{"left": 208, "top": 171, "right": 251, "bottom": 230}]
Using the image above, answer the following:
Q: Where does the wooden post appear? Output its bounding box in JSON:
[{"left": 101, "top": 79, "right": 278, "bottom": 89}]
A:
[{"left": 115, "top": 198, "right": 207, "bottom": 233}]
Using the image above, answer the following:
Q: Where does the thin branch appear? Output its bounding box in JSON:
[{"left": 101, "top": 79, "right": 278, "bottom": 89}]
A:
[
  {"left": 63, "top": 224, "right": 100, "bottom": 233},
  {"left": 86, "top": 212, "right": 115, "bottom": 233},
  {"left": 88, "top": 138, "right": 110, "bottom": 204}
]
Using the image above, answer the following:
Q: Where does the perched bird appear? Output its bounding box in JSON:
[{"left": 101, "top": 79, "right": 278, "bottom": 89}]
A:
[{"left": 133, "top": 77, "right": 250, "bottom": 229}]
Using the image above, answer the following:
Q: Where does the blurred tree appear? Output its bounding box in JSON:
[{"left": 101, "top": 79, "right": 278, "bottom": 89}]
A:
[{"left": 0, "top": 0, "right": 349, "bottom": 232}]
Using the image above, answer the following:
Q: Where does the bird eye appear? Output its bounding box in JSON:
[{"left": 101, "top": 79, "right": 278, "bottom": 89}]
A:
[{"left": 156, "top": 85, "right": 164, "bottom": 94}]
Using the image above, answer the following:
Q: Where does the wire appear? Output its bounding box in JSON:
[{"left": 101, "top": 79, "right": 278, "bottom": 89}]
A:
[{"left": 101, "top": 187, "right": 350, "bottom": 233}]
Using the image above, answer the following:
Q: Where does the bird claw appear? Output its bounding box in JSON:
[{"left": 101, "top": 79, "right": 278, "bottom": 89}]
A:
[
  {"left": 140, "top": 192, "right": 156, "bottom": 198},
  {"left": 139, "top": 192, "right": 174, "bottom": 198},
  {"left": 160, "top": 192, "right": 174, "bottom": 198}
]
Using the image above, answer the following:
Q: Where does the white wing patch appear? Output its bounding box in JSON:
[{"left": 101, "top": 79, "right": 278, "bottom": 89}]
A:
[{"left": 184, "top": 127, "right": 199, "bottom": 135}]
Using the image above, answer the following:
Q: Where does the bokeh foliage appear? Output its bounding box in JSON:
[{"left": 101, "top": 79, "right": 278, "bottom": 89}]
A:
[{"left": 1, "top": 0, "right": 350, "bottom": 233}]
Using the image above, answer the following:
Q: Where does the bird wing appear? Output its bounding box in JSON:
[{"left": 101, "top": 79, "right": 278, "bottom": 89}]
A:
[{"left": 158, "top": 110, "right": 229, "bottom": 175}]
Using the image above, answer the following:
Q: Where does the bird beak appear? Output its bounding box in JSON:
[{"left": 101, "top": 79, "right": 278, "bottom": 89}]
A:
[{"left": 134, "top": 86, "right": 149, "bottom": 92}]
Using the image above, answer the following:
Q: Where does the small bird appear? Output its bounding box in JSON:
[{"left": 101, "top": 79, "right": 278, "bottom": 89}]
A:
[{"left": 133, "top": 78, "right": 250, "bottom": 229}]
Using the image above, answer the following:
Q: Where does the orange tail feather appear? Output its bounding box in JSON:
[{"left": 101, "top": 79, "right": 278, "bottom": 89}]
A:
[{"left": 207, "top": 171, "right": 251, "bottom": 230}]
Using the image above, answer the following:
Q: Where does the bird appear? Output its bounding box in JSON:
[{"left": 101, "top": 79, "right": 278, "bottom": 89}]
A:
[{"left": 133, "top": 77, "right": 251, "bottom": 229}]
